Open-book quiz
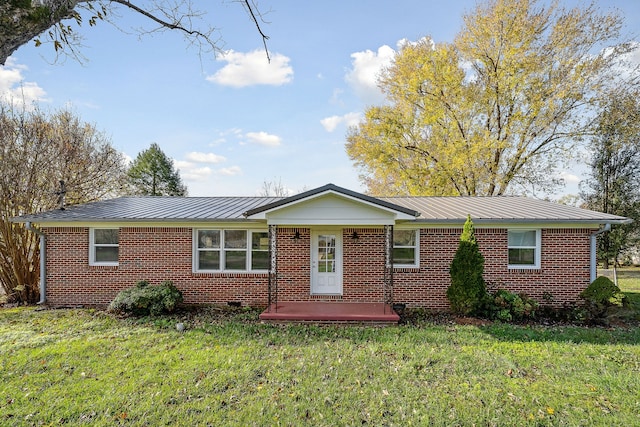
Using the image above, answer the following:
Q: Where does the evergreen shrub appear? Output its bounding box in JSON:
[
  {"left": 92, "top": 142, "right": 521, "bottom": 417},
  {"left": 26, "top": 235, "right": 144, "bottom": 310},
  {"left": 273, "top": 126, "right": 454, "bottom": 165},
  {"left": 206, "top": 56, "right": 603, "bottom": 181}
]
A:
[
  {"left": 447, "top": 215, "right": 486, "bottom": 316},
  {"left": 109, "top": 280, "right": 183, "bottom": 316},
  {"left": 487, "top": 289, "right": 539, "bottom": 322},
  {"left": 579, "top": 276, "right": 625, "bottom": 319}
]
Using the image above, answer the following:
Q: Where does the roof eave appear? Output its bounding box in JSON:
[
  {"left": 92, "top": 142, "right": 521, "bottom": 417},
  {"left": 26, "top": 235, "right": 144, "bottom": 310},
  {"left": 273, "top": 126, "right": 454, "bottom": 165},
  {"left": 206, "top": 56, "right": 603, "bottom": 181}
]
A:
[
  {"left": 11, "top": 217, "right": 262, "bottom": 225},
  {"left": 412, "top": 218, "right": 631, "bottom": 225}
]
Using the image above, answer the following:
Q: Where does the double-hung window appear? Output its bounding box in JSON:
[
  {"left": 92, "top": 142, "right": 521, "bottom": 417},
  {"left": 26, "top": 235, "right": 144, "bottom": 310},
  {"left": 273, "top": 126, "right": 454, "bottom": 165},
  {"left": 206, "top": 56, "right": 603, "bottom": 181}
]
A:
[
  {"left": 392, "top": 229, "right": 419, "bottom": 268},
  {"left": 195, "top": 229, "right": 269, "bottom": 272},
  {"left": 508, "top": 229, "right": 541, "bottom": 269},
  {"left": 90, "top": 228, "right": 119, "bottom": 266}
]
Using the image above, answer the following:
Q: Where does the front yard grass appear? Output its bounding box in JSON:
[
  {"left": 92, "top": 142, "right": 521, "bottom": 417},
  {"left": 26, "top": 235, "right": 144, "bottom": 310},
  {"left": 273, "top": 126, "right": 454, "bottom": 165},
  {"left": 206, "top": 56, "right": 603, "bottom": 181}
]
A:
[{"left": 1, "top": 306, "right": 639, "bottom": 426}]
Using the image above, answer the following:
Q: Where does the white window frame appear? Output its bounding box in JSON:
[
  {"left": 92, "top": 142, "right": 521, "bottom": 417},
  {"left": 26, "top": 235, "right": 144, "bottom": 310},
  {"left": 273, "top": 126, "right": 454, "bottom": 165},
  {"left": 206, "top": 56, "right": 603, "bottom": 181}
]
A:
[
  {"left": 507, "top": 229, "right": 541, "bottom": 269},
  {"left": 193, "top": 229, "right": 269, "bottom": 273},
  {"left": 89, "top": 228, "right": 119, "bottom": 266},
  {"left": 392, "top": 229, "right": 420, "bottom": 268}
]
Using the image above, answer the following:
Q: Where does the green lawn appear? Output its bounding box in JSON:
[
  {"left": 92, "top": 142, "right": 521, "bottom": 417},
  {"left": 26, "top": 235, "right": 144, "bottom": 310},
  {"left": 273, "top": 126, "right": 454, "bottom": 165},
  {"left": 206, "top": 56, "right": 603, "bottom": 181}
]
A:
[
  {"left": 603, "top": 268, "right": 640, "bottom": 310},
  {"left": 1, "top": 307, "right": 639, "bottom": 426}
]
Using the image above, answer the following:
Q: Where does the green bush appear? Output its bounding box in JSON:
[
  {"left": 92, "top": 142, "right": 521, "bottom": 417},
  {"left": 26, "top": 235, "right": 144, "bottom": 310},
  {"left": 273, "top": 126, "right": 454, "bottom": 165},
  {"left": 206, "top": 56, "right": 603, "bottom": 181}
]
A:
[
  {"left": 109, "top": 280, "right": 183, "bottom": 316},
  {"left": 447, "top": 215, "right": 486, "bottom": 316},
  {"left": 579, "top": 276, "right": 625, "bottom": 319},
  {"left": 486, "top": 289, "right": 539, "bottom": 322}
]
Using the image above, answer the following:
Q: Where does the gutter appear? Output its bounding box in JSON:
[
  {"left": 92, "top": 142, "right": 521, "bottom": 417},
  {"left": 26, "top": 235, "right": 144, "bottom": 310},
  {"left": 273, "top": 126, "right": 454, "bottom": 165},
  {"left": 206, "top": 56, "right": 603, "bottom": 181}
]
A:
[
  {"left": 590, "top": 223, "right": 611, "bottom": 283},
  {"left": 25, "top": 222, "right": 46, "bottom": 305}
]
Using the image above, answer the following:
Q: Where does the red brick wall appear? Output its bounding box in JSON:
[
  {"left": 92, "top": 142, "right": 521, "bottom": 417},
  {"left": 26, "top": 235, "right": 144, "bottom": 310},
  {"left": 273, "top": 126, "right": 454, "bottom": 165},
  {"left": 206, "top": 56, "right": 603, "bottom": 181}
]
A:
[
  {"left": 274, "top": 228, "right": 311, "bottom": 302},
  {"left": 343, "top": 228, "right": 384, "bottom": 302},
  {"left": 44, "top": 227, "right": 268, "bottom": 307},
  {"left": 392, "top": 227, "right": 595, "bottom": 309},
  {"left": 43, "top": 225, "right": 596, "bottom": 310}
]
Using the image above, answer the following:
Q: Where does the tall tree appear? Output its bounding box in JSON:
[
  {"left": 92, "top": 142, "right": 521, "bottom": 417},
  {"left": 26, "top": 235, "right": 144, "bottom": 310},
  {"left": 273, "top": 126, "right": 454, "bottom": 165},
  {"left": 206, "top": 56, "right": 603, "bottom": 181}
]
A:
[
  {"left": 0, "top": 0, "right": 269, "bottom": 65},
  {"left": 346, "top": 0, "right": 638, "bottom": 196},
  {"left": 580, "top": 91, "right": 640, "bottom": 268},
  {"left": 0, "top": 101, "right": 127, "bottom": 303},
  {"left": 127, "top": 143, "right": 187, "bottom": 196}
]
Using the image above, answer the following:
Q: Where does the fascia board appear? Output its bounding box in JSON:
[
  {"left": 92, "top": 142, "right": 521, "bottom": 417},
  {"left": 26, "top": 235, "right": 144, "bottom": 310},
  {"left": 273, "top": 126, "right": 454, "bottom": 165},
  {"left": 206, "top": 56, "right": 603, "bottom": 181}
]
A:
[
  {"left": 246, "top": 190, "right": 419, "bottom": 219},
  {"left": 409, "top": 220, "right": 620, "bottom": 228},
  {"left": 28, "top": 219, "right": 268, "bottom": 228}
]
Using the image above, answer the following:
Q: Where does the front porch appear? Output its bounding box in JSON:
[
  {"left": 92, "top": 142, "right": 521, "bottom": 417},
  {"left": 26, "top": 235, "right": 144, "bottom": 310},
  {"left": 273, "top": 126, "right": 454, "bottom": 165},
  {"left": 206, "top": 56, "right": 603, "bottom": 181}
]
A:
[{"left": 259, "top": 302, "right": 400, "bottom": 325}]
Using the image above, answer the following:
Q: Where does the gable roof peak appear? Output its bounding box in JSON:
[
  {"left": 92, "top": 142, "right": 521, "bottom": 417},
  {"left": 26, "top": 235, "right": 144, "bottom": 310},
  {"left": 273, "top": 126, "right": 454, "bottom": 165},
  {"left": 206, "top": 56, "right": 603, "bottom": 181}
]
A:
[{"left": 243, "top": 183, "right": 420, "bottom": 218}]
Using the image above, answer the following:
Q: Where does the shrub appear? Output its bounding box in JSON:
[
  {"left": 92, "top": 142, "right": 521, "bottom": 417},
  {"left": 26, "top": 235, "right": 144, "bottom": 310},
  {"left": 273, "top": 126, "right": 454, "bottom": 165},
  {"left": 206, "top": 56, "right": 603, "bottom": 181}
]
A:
[
  {"left": 109, "top": 280, "right": 183, "bottom": 316},
  {"left": 447, "top": 215, "right": 486, "bottom": 316},
  {"left": 486, "top": 289, "right": 539, "bottom": 322},
  {"left": 579, "top": 276, "right": 625, "bottom": 319}
]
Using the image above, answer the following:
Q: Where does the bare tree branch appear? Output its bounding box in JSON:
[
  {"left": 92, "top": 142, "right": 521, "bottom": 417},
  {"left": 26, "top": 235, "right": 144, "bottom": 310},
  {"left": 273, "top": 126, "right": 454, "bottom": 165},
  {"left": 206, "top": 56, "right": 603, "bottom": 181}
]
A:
[
  {"left": 0, "top": 0, "right": 270, "bottom": 65},
  {"left": 242, "top": 0, "right": 270, "bottom": 62}
]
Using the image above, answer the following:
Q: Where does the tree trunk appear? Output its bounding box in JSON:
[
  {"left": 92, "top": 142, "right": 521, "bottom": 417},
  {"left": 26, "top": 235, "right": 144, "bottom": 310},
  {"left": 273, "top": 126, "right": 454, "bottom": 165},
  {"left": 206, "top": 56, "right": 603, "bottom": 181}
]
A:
[{"left": 0, "top": 0, "right": 80, "bottom": 65}]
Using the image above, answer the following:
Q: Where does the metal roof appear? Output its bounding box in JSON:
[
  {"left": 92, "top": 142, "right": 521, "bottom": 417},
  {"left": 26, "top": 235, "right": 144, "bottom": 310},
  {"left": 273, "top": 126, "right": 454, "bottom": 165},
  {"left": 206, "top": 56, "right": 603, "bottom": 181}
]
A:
[
  {"left": 381, "top": 196, "right": 630, "bottom": 224},
  {"left": 15, "top": 196, "right": 282, "bottom": 222},
  {"left": 13, "top": 191, "right": 630, "bottom": 225}
]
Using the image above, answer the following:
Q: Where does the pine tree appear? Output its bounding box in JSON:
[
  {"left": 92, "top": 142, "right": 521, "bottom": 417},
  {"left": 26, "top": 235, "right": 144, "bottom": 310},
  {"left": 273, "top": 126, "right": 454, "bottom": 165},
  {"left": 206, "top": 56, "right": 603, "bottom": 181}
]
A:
[
  {"left": 447, "top": 215, "right": 487, "bottom": 315},
  {"left": 127, "top": 143, "right": 187, "bottom": 196}
]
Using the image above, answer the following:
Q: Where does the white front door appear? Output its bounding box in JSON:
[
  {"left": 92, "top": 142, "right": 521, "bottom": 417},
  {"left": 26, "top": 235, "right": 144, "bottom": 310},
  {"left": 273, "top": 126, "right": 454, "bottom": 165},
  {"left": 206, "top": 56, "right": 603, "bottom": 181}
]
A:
[{"left": 311, "top": 230, "right": 342, "bottom": 295}]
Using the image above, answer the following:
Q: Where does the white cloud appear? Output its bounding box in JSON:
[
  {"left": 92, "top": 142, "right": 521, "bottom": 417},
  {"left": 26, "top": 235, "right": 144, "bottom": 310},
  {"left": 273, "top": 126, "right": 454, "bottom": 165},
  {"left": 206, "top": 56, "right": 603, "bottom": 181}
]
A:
[
  {"left": 182, "top": 166, "right": 214, "bottom": 182},
  {"left": 217, "top": 166, "right": 242, "bottom": 176},
  {"left": 345, "top": 45, "right": 396, "bottom": 104},
  {"left": 210, "top": 128, "right": 243, "bottom": 146},
  {"left": 175, "top": 153, "right": 242, "bottom": 182},
  {"left": 397, "top": 37, "right": 434, "bottom": 51},
  {"left": 558, "top": 171, "right": 581, "bottom": 185},
  {"left": 320, "top": 112, "right": 362, "bottom": 132},
  {"left": 0, "top": 57, "right": 48, "bottom": 105},
  {"left": 345, "top": 38, "right": 436, "bottom": 105},
  {"left": 185, "top": 151, "right": 227, "bottom": 164},
  {"left": 607, "top": 41, "right": 640, "bottom": 82},
  {"left": 206, "top": 50, "right": 293, "bottom": 87},
  {"left": 244, "top": 131, "right": 282, "bottom": 147}
]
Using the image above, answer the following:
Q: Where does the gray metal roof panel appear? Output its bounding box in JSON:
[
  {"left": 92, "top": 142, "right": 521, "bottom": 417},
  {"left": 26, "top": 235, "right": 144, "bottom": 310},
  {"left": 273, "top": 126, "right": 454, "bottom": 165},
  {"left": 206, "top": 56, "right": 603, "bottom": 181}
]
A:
[
  {"left": 14, "top": 196, "right": 283, "bottom": 222},
  {"left": 13, "top": 194, "right": 629, "bottom": 224},
  {"left": 380, "top": 196, "right": 630, "bottom": 223}
]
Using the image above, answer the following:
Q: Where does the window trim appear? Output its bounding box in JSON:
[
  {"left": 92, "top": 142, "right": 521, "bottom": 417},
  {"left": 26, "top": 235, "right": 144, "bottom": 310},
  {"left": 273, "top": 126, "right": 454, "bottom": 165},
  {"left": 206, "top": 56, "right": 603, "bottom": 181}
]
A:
[
  {"left": 193, "top": 229, "right": 269, "bottom": 273},
  {"left": 89, "top": 228, "right": 119, "bottom": 266},
  {"left": 507, "top": 229, "right": 541, "bottom": 270},
  {"left": 392, "top": 228, "right": 420, "bottom": 268}
]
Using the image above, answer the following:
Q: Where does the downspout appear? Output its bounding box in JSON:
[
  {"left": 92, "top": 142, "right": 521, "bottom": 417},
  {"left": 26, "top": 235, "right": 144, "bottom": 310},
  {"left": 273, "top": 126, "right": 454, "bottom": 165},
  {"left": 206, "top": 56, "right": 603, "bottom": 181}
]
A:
[
  {"left": 26, "top": 222, "right": 46, "bottom": 305},
  {"left": 590, "top": 223, "right": 611, "bottom": 283}
]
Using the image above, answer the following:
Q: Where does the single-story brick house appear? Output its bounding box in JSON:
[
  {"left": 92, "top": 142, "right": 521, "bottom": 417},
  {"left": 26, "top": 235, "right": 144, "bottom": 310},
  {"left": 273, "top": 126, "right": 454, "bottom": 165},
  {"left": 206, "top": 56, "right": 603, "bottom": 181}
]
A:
[{"left": 14, "top": 183, "right": 629, "bottom": 322}]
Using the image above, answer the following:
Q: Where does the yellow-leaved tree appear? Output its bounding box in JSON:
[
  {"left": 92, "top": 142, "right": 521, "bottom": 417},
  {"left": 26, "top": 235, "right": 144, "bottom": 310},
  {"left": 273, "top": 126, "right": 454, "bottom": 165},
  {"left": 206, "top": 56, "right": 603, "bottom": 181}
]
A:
[{"left": 346, "top": 0, "right": 639, "bottom": 196}]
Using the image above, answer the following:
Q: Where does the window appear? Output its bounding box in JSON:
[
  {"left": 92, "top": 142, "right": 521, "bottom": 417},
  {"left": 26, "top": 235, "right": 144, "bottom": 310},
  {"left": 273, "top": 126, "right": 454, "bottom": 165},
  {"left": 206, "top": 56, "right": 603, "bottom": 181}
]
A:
[
  {"left": 224, "top": 230, "right": 247, "bottom": 270},
  {"left": 393, "top": 229, "right": 419, "bottom": 267},
  {"left": 197, "top": 230, "right": 221, "bottom": 270},
  {"left": 251, "top": 231, "right": 270, "bottom": 270},
  {"left": 195, "top": 229, "right": 269, "bottom": 272},
  {"left": 508, "top": 229, "right": 540, "bottom": 269},
  {"left": 90, "top": 228, "right": 119, "bottom": 266}
]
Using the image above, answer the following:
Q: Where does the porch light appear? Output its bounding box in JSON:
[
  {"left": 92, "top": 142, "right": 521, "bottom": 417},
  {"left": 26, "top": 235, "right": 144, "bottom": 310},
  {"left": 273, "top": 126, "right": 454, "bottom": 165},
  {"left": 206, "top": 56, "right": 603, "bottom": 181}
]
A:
[
  {"left": 351, "top": 231, "right": 360, "bottom": 240},
  {"left": 292, "top": 231, "right": 301, "bottom": 240}
]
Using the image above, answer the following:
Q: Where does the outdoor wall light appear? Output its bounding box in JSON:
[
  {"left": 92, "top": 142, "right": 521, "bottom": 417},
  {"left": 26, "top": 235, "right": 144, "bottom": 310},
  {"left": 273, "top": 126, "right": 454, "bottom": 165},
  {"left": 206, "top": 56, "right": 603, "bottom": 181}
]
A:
[
  {"left": 292, "top": 231, "right": 301, "bottom": 240},
  {"left": 351, "top": 231, "right": 360, "bottom": 240}
]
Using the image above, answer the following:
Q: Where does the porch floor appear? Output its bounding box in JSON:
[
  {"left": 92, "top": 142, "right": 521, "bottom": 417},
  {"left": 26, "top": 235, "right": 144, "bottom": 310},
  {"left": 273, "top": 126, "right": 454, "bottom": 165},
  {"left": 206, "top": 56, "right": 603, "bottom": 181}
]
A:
[{"left": 259, "top": 302, "right": 400, "bottom": 324}]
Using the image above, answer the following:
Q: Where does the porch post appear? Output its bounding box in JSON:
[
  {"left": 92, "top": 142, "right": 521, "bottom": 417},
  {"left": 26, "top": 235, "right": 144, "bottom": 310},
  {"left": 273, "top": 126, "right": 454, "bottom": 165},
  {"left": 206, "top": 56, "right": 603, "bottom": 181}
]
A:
[
  {"left": 383, "top": 224, "right": 394, "bottom": 310},
  {"left": 268, "top": 224, "right": 278, "bottom": 312}
]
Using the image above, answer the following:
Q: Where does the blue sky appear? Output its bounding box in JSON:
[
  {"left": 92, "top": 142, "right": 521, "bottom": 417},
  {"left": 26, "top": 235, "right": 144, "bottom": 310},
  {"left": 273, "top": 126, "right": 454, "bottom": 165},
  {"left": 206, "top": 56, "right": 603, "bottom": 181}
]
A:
[{"left": 2, "top": 0, "right": 639, "bottom": 197}]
